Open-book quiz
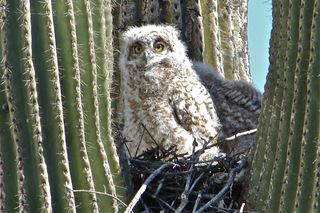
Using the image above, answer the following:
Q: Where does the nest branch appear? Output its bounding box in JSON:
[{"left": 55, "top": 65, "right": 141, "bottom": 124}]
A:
[
  {"left": 194, "top": 160, "right": 247, "bottom": 213},
  {"left": 124, "top": 162, "right": 172, "bottom": 213},
  {"left": 122, "top": 127, "right": 255, "bottom": 212}
]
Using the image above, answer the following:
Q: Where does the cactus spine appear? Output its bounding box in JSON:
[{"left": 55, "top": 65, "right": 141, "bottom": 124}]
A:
[
  {"left": 0, "top": 0, "right": 252, "bottom": 212},
  {"left": 0, "top": 0, "right": 125, "bottom": 212},
  {"left": 244, "top": 0, "right": 320, "bottom": 212}
]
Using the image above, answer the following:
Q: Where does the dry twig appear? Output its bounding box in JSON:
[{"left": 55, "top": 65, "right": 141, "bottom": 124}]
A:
[
  {"left": 124, "top": 162, "right": 172, "bottom": 213},
  {"left": 125, "top": 128, "right": 252, "bottom": 212}
]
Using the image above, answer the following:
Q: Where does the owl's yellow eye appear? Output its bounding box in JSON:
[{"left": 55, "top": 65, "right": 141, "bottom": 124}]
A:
[
  {"left": 153, "top": 41, "right": 165, "bottom": 53},
  {"left": 132, "top": 43, "right": 143, "bottom": 54}
]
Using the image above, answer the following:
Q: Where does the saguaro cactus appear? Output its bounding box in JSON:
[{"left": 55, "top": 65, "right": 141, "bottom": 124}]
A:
[
  {"left": 0, "top": 0, "right": 252, "bottom": 212},
  {"left": 243, "top": 0, "right": 320, "bottom": 212},
  {"left": 115, "top": 0, "right": 250, "bottom": 81},
  {"left": 0, "top": 0, "right": 125, "bottom": 212}
]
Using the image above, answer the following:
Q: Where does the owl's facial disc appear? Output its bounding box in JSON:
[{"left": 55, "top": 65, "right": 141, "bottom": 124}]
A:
[{"left": 126, "top": 36, "right": 176, "bottom": 69}]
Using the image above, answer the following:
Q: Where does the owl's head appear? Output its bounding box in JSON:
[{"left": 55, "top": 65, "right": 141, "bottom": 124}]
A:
[{"left": 120, "top": 25, "right": 190, "bottom": 70}]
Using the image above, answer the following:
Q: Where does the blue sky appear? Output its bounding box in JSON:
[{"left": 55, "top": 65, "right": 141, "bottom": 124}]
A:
[{"left": 248, "top": 0, "right": 272, "bottom": 92}]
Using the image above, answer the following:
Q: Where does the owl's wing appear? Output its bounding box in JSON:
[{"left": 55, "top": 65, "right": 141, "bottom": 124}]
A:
[
  {"left": 168, "top": 95, "right": 194, "bottom": 131},
  {"left": 169, "top": 82, "right": 220, "bottom": 140},
  {"left": 193, "top": 61, "right": 262, "bottom": 115},
  {"left": 213, "top": 80, "right": 262, "bottom": 115},
  {"left": 193, "top": 61, "right": 262, "bottom": 137}
]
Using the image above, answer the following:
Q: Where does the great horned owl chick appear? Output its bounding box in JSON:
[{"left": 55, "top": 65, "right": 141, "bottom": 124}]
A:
[
  {"left": 193, "top": 62, "right": 262, "bottom": 155},
  {"left": 119, "top": 25, "right": 221, "bottom": 159}
]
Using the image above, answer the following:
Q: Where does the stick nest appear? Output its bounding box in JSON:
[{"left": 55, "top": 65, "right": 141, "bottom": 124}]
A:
[{"left": 127, "top": 143, "right": 247, "bottom": 212}]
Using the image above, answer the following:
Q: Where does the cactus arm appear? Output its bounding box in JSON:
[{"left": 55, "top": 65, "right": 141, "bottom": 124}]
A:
[
  {"left": 81, "top": 0, "right": 108, "bottom": 209},
  {"left": 294, "top": 0, "right": 320, "bottom": 211},
  {"left": 94, "top": 0, "right": 124, "bottom": 206},
  {"left": 85, "top": 0, "right": 122, "bottom": 211},
  {"left": 310, "top": 3, "right": 320, "bottom": 211},
  {"left": 217, "top": 0, "right": 236, "bottom": 80},
  {"left": 254, "top": 1, "right": 290, "bottom": 208},
  {"left": 1, "top": 1, "right": 254, "bottom": 211},
  {"left": 19, "top": 0, "right": 53, "bottom": 211},
  {"left": 0, "top": 2, "right": 24, "bottom": 211},
  {"left": 1, "top": 60, "right": 25, "bottom": 213},
  {"left": 54, "top": 0, "right": 99, "bottom": 212},
  {"left": 245, "top": 1, "right": 281, "bottom": 206},
  {"left": 103, "top": 0, "right": 122, "bottom": 171},
  {"left": 102, "top": 0, "right": 126, "bottom": 200},
  {"left": 0, "top": 151, "right": 5, "bottom": 211},
  {"left": 76, "top": 0, "right": 118, "bottom": 211},
  {"left": 244, "top": 0, "right": 320, "bottom": 212},
  {"left": 232, "top": 1, "right": 250, "bottom": 82},
  {"left": 1, "top": 0, "right": 126, "bottom": 212},
  {"left": 247, "top": 2, "right": 291, "bottom": 210},
  {"left": 173, "top": 0, "right": 183, "bottom": 28},
  {"left": 213, "top": 0, "right": 250, "bottom": 81},
  {"left": 30, "top": 0, "right": 78, "bottom": 212},
  {"left": 138, "top": 0, "right": 160, "bottom": 24},
  {"left": 278, "top": 0, "right": 312, "bottom": 211},
  {"left": 111, "top": 0, "right": 123, "bottom": 117},
  {"left": 161, "top": 0, "right": 174, "bottom": 23},
  {"left": 200, "top": 0, "right": 224, "bottom": 75},
  {"left": 267, "top": 0, "right": 299, "bottom": 211},
  {"left": 181, "top": 0, "right": 204, "bottom": 62},
  {"left": 121, "top": 0, "right": 138, "bottom": 27}
]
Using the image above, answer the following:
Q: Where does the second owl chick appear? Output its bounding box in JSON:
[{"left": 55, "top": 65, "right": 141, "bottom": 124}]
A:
[{"left": 119, "top": 25, "right": 221, "bottom": 160}]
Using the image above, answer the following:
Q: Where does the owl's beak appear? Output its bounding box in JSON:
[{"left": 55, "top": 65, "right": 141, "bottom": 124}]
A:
[
  {"left": 143, "top": 51, "right": 150, "bottom": 60},
  {"left": 141, "top": 51, "right": 151, "bottom": 67}
]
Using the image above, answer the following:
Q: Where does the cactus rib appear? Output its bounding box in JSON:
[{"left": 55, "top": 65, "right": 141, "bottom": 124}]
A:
[
  {"left": 0, "top": 2, "right": 28, "bottom": 212},
  {"left": 267, "top": 0, "right": 299, "bottom": 211},
  {"left": 84, "top": 0, "right": 119, "bottom": 211},
  {"left": 20, "top": 0, "right": 52, "bottom": 211},
  {"left": 200, "top": 0, "right": 224, "bottom": 75},
  {"left": 37, "top": 0, "right": 77, "bottom": 212}
]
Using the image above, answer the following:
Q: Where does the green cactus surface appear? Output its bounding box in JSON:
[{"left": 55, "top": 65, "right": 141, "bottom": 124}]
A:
[
  {"left": 0, "top": 0, "right": 252, "bottom": 212},
  {"left": 0, "top": 0, "right": 125, "bottom": 212},
  {"left": 243, "top": 0, "right": 320, "bottom": 212}
]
